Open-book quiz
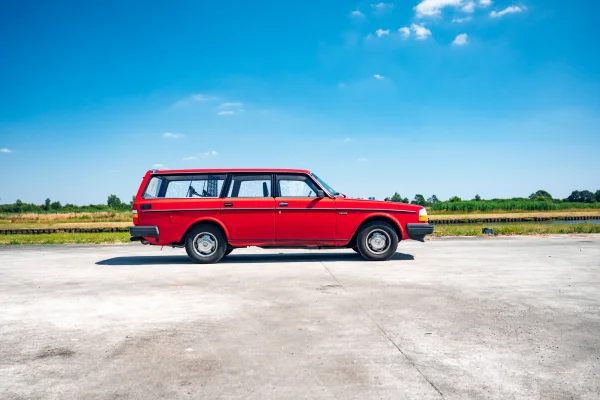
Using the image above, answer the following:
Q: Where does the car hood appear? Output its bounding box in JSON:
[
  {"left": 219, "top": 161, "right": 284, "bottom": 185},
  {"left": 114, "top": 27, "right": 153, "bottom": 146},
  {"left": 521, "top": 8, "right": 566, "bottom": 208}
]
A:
[{"left": 334, "top": 197, "right": 422, "bottom": 212}]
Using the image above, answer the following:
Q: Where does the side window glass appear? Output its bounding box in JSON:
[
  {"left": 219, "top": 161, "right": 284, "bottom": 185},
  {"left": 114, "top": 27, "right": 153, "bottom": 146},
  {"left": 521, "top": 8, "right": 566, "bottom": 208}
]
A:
[
  {"left": 278, "top": 175, "right": 318, "bottom": 197},
  {"left": 227, "top": 175, "right": 272, "bottom": 198},
  {"left": 165, "top": 180, "right": 191, "bottom": 198},
  {"left": 144, "top": 177, "right": 163, "bottom": 198},
  {"left": 188, "top": 175, "right": 226, "bottom": 198}
]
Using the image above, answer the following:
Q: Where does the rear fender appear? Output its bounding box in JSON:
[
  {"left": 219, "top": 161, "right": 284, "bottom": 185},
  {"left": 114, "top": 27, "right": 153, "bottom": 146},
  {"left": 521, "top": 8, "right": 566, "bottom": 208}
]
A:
[{"left": 179, "top": 217, "right": 231, "bottom": 243}]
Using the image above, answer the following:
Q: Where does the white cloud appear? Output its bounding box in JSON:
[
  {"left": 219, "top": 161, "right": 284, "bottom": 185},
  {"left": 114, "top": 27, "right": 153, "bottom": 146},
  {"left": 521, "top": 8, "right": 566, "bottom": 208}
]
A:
[
  {"left": 217, "top": 110, "right": 236, "bottom": 116},
  {"left": 462, "top": 1, "right": 475, "bottom": 12},
  {"left": 350, "top": 10, "right": 364, "bottom": 17},
  {"left": 202, "top": 150, "right": 218, "bottom": 158},
  {"left": 371, "top": 2, "right": 393, "bottom": 10},
  {"left": 453, "top": 33, "right": 469, "bottom": 45},
  {"left": 163, "top": 132, "right": 184, "bottom": 139},
  {"left": 172, "top": 93, "right": 217, "bottom": 107},
  {"left": 411, "top": 23, "right": 432, "bottom": 40},
  {"left": 373, "top": 74, "right": 385, "bottom": 80},
  {"left": 490, "top": 5, "right": 526, "bottom": 18},
  {"left": 357, "top": 157, "right": 369, "bottom": 162},
  {"left": 182, "top": 156, "right": 198, "bottom": 161},
  {"left": 0, "top": 148, "right": 11, "bottom": 153},
  {"left": 479, "top": 0, "right": 492, "bottom": 6},
  {"left": 399, "top": 27, "right": 411, "bottom": 37},
  {"left": 415, "top": 0, "right": 462, "bottom": 17},
  {"left": 452, "top": 16, "right": 472, "bottom": 23},
  {"left": 219, "top": 102, "right": 243, "bottom": 108},
  {"left": 152, "top": 164, "right": 165, "bottom": 169},
  {"left": 375, "top": 29, "right": 390, "bottom": 37}
]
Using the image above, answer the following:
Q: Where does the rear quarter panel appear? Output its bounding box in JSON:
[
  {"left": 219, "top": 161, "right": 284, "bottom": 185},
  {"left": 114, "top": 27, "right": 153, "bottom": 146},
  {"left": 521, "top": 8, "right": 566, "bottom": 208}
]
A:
[{"left": 136, "top": 197, "right": 226, "bottom": 245}]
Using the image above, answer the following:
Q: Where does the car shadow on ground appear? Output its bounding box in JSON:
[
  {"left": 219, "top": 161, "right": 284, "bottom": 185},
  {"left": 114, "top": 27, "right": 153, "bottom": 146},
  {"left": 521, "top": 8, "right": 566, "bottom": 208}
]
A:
[{"left": 96, "top": 252, "right": 414, "bottom": 266}]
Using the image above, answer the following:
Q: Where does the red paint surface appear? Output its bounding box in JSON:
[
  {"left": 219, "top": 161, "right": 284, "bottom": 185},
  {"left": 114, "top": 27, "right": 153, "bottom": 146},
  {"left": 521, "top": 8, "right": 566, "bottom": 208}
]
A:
[{"left": 132, "top": 169, "right": 427, "bottom": 247}]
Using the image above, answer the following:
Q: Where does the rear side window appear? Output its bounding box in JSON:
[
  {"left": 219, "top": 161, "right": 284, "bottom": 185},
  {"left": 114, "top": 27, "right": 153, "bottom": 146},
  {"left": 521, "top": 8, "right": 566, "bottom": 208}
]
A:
[
  {"left": 226, "top": 174, "right": 272, "bottom": 198},
  {"left": 144, "top": 177, "right": 163, "bottom": 198},
  {"left": 143, "top": 175, "right": 226, "bottom": 198}
]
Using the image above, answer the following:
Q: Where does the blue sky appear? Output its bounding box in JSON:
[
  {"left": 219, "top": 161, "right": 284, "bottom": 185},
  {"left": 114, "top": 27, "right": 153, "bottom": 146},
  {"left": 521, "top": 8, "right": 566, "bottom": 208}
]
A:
[{"left": 1, "top": 0, "right": 599, "bottom": 204}]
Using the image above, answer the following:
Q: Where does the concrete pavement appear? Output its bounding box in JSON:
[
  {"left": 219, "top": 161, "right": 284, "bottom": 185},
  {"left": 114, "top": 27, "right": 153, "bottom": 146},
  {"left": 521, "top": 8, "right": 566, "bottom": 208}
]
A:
[{"left": 1, "top": 236, "right": 599, "bottom": 399}]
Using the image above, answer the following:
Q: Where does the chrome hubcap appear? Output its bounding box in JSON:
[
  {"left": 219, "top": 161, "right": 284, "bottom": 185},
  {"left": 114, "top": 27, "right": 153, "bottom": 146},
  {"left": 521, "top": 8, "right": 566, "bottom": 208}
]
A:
[
  {"left": 366, "top": 230, "right": 390, "bottom": 254},
  {"left": 193, "top": 233, "right": 217, "bottom": 257}
]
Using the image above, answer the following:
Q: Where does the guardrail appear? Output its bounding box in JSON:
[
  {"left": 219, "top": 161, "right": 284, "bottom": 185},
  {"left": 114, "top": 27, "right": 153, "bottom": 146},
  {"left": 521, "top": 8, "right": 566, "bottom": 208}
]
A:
[{"left": 0, "top": 227, "right": 130, "bottom": 234}]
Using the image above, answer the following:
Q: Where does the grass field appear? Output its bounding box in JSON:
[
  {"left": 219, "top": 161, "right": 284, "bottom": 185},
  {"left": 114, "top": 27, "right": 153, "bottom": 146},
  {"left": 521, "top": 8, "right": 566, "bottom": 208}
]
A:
[
  {"left": 432, "top": 223, "right": 600, "bottom": 237},
  {"left": 0, "top": 211, "right": 131, "bottom": 224},
  {"left": 0, "top": 221, "right": 132, "bottom": 230},
  {"left": 0, "top": 232, "right": 130, "bottom": 245}
]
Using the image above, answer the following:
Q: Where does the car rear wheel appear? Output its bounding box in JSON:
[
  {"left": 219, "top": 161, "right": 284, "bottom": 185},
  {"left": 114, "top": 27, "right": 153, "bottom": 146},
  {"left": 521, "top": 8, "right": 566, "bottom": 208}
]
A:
[
  {"left": 356, "top": 221, "right": 398, "bottom": 261},
  {"left": 185, "top": 224, "right": 227, "bottom": 264}
]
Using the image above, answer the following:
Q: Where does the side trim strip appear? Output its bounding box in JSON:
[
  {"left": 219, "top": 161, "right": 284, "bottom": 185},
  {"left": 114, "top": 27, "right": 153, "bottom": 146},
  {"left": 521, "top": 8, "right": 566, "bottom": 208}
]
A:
[{"left": 337, "top": 208, "right": 416, "bottom": 213}]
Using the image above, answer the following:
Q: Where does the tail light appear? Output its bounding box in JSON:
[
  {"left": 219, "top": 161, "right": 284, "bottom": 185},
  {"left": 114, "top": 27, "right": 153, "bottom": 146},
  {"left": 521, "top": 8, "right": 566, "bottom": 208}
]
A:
[{"left": 418, "top": 208, "right": 429, "bottom": 222}]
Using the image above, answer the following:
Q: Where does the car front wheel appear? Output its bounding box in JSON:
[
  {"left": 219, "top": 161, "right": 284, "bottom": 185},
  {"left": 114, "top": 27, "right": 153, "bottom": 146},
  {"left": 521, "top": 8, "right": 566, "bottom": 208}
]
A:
[
  {"left": 356, "top": 221, "right": 399, "bottom": 261},
  {"left": 185, "top": 224, "right": 227, "bottom": 264}
]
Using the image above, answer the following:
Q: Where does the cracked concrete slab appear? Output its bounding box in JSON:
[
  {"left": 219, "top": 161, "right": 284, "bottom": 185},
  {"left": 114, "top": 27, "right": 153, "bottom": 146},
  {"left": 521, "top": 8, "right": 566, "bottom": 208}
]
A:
[{"left": 1, "top": 236, "right": 599, "bottom": 399}]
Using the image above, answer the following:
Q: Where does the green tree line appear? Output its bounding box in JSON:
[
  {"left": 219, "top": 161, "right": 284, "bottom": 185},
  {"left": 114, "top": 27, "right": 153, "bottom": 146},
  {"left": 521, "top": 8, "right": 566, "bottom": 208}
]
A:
[
  {"left": 0, "top": 195, "right": 135, "bottom": 213},
  {"left": 383, "top": 189, "right": 600, "bottom": 211}
]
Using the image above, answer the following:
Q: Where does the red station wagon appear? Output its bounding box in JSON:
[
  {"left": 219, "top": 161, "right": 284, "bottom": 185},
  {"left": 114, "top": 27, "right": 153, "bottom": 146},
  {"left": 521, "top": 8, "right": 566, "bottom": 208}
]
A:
[{"left": 129, "top": 169, "right": 434, "bottom": 263}]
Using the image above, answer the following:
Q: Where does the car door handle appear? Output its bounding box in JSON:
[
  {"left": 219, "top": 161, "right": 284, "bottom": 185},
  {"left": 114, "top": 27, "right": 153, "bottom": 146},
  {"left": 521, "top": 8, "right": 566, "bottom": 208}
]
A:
[
  {"left": 224, "top": 202, "right": 234, "bottom": 207},
  {"left": 279, "top": 202, "right": 288, "bottom": 207}
]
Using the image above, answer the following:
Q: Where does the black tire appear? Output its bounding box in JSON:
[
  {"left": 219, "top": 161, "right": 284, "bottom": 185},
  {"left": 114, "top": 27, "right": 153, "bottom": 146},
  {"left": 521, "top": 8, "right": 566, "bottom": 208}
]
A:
[
  {"left": 224, "top": 246, "right": 234, "bottom": 256},
  {"left": 351, "top": 247, "right": 360, "bottom": 253},
  {"left": 356, "top": 221, "right": 399, "bottom": 261},
  {"left": 185, "top": 224, "right": 227, "bottom": 264}
]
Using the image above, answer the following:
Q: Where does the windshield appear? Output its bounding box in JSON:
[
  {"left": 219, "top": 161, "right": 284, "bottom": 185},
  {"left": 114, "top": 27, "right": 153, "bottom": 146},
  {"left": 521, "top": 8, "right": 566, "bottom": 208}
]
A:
[{"left": 311, "top": 173, "right": 340, "bottom": 196}]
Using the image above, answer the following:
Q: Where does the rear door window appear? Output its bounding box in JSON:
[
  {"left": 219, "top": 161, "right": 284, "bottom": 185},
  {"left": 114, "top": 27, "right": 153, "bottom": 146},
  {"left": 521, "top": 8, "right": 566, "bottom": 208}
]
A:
[{"left": 226, "top": 174, "right": 272, "bottom": 198}]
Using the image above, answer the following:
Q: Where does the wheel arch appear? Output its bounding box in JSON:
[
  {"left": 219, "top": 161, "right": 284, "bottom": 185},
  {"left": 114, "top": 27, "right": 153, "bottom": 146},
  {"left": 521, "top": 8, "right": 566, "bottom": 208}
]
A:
[
  {"left": 348, "top": 214, "right": 403, "bottom": 247},
  {"left": 179, "top": 217, "right": 230, "bottom": 244}
]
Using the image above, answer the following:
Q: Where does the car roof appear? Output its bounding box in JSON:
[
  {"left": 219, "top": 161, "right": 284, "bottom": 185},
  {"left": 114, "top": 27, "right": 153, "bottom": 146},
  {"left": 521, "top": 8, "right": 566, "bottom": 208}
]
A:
[{"left": 150, "top": 168, "right": 311, "bottom": 175}]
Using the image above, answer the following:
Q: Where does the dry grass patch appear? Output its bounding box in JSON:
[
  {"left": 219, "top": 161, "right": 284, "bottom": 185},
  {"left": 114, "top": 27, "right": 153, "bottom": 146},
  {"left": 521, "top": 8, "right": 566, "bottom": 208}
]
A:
[{"left": 0, "top": 212, "right": 131, "bottom": 224}]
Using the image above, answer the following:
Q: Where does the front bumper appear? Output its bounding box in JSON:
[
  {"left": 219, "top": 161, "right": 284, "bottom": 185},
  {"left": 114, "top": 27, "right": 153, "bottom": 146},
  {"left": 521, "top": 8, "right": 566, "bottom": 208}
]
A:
[
  {"left": 129, "top": 226, "right": 159, "bottom": 242},
  {"left": 406, "top": 223, "right": 434, "bottom": 242}
]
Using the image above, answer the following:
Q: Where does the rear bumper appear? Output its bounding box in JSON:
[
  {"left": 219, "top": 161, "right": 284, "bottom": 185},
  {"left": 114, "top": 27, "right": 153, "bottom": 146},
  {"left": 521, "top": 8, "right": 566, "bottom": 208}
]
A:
[
  {"left": 406, "top": 223, "right": 434, "bottom": 242},
  {"left": 129, "top": 226, "right": 159, "bottom": 241}
]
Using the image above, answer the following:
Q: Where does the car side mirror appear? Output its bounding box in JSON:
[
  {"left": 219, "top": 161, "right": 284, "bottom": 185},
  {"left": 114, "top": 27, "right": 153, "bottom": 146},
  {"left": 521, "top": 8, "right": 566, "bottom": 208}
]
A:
[{"left": 317, "top": 190, "right": 325, "bottom": 198}]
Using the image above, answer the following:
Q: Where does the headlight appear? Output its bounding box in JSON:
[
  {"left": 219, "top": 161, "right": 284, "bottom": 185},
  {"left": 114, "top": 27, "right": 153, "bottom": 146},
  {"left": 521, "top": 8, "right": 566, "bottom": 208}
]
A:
[{"left": 418, "top": 208, "right": 428, "bottom": 222}]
